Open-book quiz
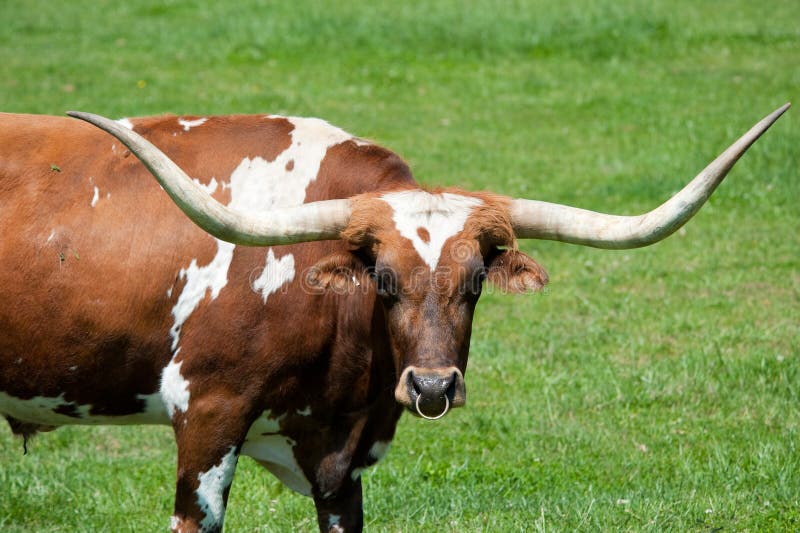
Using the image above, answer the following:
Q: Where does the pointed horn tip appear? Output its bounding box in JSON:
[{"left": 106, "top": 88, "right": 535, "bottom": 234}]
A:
[{"left": 774, "top": 102, "right": 791, "bottom": 116}]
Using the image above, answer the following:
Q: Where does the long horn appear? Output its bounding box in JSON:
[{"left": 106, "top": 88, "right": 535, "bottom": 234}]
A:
[
  {"left": 67, "top": 111, "right": 351, "bottom": 246},
  {"left": 510, "top": 103, "right": 790, "bottom": 249}
]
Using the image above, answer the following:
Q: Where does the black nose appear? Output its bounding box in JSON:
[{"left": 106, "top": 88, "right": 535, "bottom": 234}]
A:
[
  {"left": 407, "top": 369, "right": 460, "bottom": 418},
  {"left": 394, "top": 366, "right": 466, "bottom": 418},
  {"left": 409, "top": 369, "right": 457, "bottom": 400}
]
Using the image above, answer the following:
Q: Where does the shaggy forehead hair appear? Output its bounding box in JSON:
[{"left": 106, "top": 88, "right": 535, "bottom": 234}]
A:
[{"left": 341, "top": 187, "right": 517, "bottom": 252}]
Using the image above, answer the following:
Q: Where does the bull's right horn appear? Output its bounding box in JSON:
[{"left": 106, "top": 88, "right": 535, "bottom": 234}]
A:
[
  {"left": 67, "top": 111, "right": 352, "bottom": 247},
  {"left": 510, "top": 103, "right": 790, "bottom": 249}
]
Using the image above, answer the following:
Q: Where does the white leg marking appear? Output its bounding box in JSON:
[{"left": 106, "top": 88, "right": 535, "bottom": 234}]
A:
[
  {"left": 196, "top": 446, "right": 238, "bottom": 532},
  {"left": 380, "top": 191, "right": 483, "bottom": 269},
  {"left": 178, "top": 117, "right": 208, "bottom": 131},
  {"left": 160, "top": 355, "right": 190, "bottom": 418}
]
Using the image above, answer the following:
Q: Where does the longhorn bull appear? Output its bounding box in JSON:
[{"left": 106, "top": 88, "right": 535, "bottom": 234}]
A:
[{"left": 0, "top": 103, "right": 788, "bottom": 532}]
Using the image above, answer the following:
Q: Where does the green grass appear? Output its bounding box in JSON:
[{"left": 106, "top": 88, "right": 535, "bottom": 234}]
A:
[{"left": 1, "top": 0, "right": 798, "bottom": 531}]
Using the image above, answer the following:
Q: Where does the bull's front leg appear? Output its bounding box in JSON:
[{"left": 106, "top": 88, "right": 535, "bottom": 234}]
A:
[
  {"left": 313, "top": 477, "right": 363, "bottom": 533},
  {"left": 168, "top": 397, "right": 252, "bottom": 533}
]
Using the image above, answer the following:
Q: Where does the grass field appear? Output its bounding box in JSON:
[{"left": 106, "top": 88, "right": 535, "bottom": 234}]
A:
[{"left": 1, "top": 0, "right": 798, "bottom": 531}]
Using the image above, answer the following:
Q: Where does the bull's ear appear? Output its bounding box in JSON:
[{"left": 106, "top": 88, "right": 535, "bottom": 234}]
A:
[
  {"left": 306, "top": 251, "right": 368, "bottom": 292},
  {"left": 485, "top": 248, "right": 549, "bottom": 293}
]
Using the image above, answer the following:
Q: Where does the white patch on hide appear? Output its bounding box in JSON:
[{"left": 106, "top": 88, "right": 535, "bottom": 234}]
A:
[
  {"left": 0, "top": 391, "right": 168, "bottom": 426},
  {"left": 192, "top": 176, "right": 218, "bottom": 195},
  {"left": 242, "top": 410, "right": 311, "bottom": 496},
  {"left": 251, "top": 249, "right": 295, "bottom": 303},
  {"left": 380, "top": 190, "right": 483, "bottom": 269},
  {"left": 196, "top": 446, "right": 238, "bottom": 532},
  {"left": 116, "top": 118, "right": 134, "bottom": 130},
  {"left": 160, "top": 355, "right": 190, "bottom": 418},
  {"left": 91, "top": 186, "right": 99, "bottom": 207},
  {"left": 169, "top": 243, "right": 234, "bottom": 351},
  {"left": 179, "top": 117, "right": 208, "bottom": 131}
]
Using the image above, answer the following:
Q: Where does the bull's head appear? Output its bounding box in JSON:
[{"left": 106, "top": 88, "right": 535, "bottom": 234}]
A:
[
  {"left": 68, "top": 104, "right": 789, "bottom": 419},
  {"left": 306, "top": 189, "right": 548, "bottom": 418}
]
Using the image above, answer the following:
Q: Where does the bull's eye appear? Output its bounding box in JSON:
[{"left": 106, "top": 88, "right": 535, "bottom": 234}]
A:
[
  {"left": 465, "top": 268, "right": 487, "bottom": 297},
  {"left": 372, "top": 269, "right": 398, "bottom": 300}
]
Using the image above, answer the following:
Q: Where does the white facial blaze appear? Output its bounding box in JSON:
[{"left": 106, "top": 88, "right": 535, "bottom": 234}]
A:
[
  {"left": 196, "top": 446, "right": 238, "bottom": 532},
  {"left": 163, "top": 116, "right": 361, "bottom": 419},
  {"left": 381, "top": 191, "right": 483, "bottom": 269}
]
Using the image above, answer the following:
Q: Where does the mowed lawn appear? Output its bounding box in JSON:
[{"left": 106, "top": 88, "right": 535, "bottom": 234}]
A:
[{"left": 1, "top": 1, "right": 798, "bottom": 531}]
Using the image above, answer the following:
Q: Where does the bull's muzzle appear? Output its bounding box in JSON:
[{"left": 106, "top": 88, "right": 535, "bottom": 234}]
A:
[{"left": 395, "top": 366, "right": 466, "bottom": 419}]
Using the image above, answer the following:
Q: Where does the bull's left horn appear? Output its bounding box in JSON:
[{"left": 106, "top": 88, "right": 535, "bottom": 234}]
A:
[
  {"left": 510, "top": 103, "right": 790, "bottom": 249},
  {"left": 67, "top": 111, "right": 352, "bottom": 246}
]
